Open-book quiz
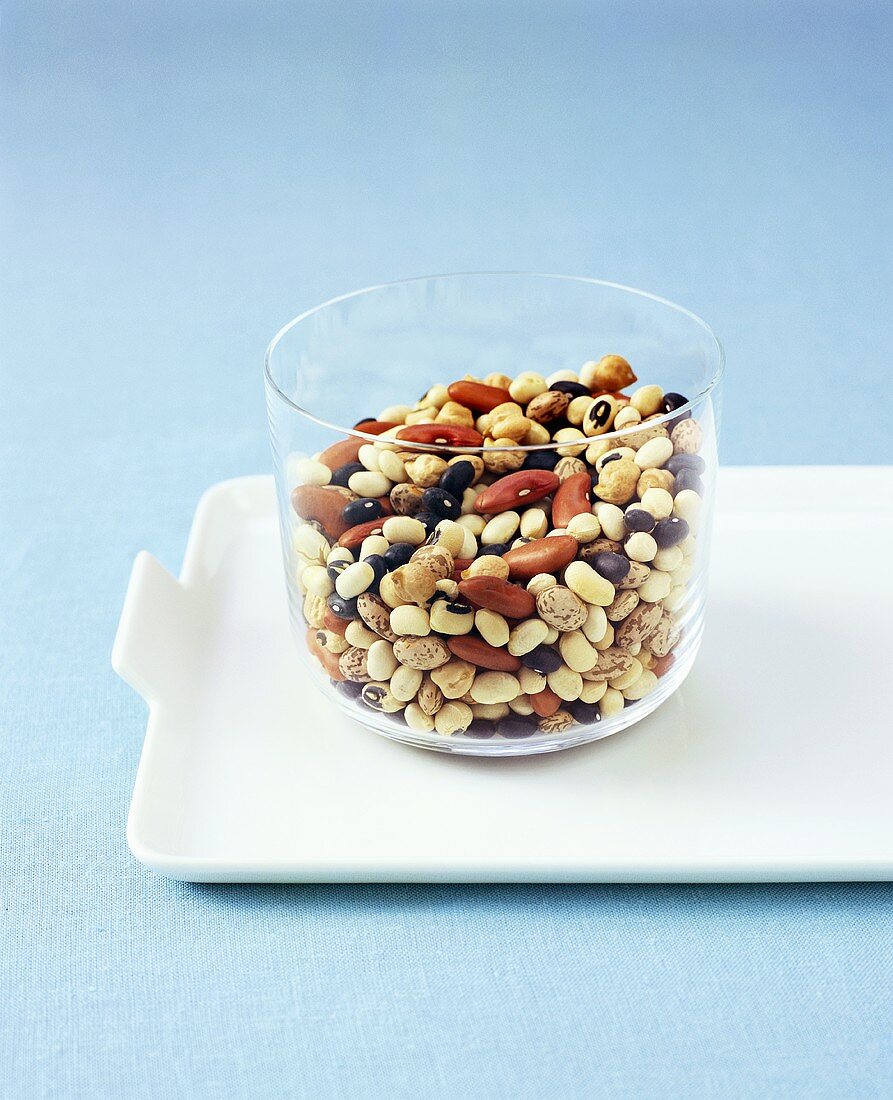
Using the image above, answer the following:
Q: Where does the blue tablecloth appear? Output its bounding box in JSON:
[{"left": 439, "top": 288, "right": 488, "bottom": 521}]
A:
[{"left": 2, "top": 2, "right": 891, "bottom": 1096}]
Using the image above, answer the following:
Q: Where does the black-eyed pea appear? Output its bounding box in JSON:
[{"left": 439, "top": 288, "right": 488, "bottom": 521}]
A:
[
  {"left": 606, "top": 589, "right": 639, "bottom": 622},
  {"left": 673, "top": 489, "right": 701, "bottom": 530},
  {"left": 436, "top": 401, "right": 475, "bottom": 427},
  {"left": 390, "top": 605, "right": 431, "bottom": 637},
  {"left": 508, "top": 694, "right": 535, "bottom": 716},
  {"left": 558, "top": 631, "right": 599, "bottom": 674},
  {"left": 613, "top": 405, "right": 642, "bottom": 431},
  {"left": 581, "top": 604, "right": 608, "bottom": 645},
  {"left": 582, "top": 395, "right": 621, "bottom": 437},
  {"left": 670, "top": 418, "right": 703, "bottom": 454},
  {"left": 593, "top": 621, "right": 615, "bottom": 651},
  {"left": 378, "top": 449, "right": 408, "bottom": 483},
  {"left": 634, "top": 436, "right": 674, "bottom": 470},
  {"left": 314, "top": 628, "right": 350, "bottom": 655},
  {"left": 483, "top": 438, "right": 526, "bottom": 473},
  {"left": 637, "top": 468, "right": 675, "bottom": 497},
  {"left": 638, "top": 569, "right": 673, "bottom": 604},
  {"left": 359, "top": 535, "right": 389, "bottom": 559},
  {"left": 429, "top": 600, "right": 475, "bottom": 635},
  {"left": 553, "top": 427, "right": 588, "bottom": 457},
  {"left": 303, "top": 593, "right": 327, "bottom": 628},
  {"left": 623, "top": 669, "right": 658, "bottom": 701},
  {"left": 640, "top": 487, "right": 674, "bottom": 519},
  {"left": 518, "top": 666, "right": 547, "bottom": 694},
  {"left": 600, "top": 687, "right": 625, "bottom": 718},
  {"left": 348, "top": 470, "right": 391, "bottom": 497},
  {"left": 475, "top": 609, "right": 510, "bottom": 648},
  {"left": 508, "top": 618, "right": 550, "bottom": 656},
  {"left": 523, "top": 422, "right": 552, "bottom": 445},
  {"left": 403, "top": 702, "right": 435, "bottom": 732},
  {"left": 435, "top": 578, "right": 459, "bottom": 599},
  {"left": 382, "top": 516, "right": 426, "bottom": 546},
  {"left": 366, "top": 639, "right": 399, "bottom": 680},
  {"left": 470, "top": 671, "right": 522, "bottom": 704},
  {"left": 595, "top": 502, "right": 626, "bottom": 541},
  {"left": 594, "top": 446, "right": 636, "bottom": 474},
  {"left": 431, "top": 519, "right": 466, "bottom": 557},
  {"left": 584, "top": 439, "right": 615, "bottom": 467},
  {"left": 564, "top": 561, "right": 616, "bottom": 607},
  {"left": 554, "top": 456, "right": 587, "bottom": 482},
  {"left": 631, "top": 384, "right": 664, "bottom": 417},
  {"left": 624, "top": 532, "right": 658, "bottom": 563},
  {"left": 345, "top": 618, "right": 382, "bottom": 649},
  {"left": 546, "top": 665, "right": 584, "bottom": 701},
  {"left": 303, "top": 564, "right": 334, "bottom": 598},
  {"left": 579, "top": 679, "right": 608, "bottom": 704},
  {"left": 481, "top": 510, "right": 521, "bottom": 545},
  {"left": 646, "top": 545, "right": 681, "bottom": 572},
  {"left": 463, "top": 556, "right": 510, "bottom": 581},
  {"left": 434, "top": 701, "right": 473, "bottom": 735},
  {"left": 567, "top": 395, "right": 595, "bottom": 426},
  {"left": 661, "top": 584, "right": 687, "bottom": 612},
  {"left": 415, "top": 674, "right": 443, "bottom": 712},
  {"left": 509, "top": 371, "right": 548, "bottom": 403},
  {"left": 609, "top": 657, "right": 644, "bottom": 691},
  {"left": 361, "top": 681, "right": 406, "bottom": 712},
  {"left": 566, "top": 513, "right": 601, "bottom": 544},
  {"left": 520, "top": 508, "right": 549, "bottom": 540}
]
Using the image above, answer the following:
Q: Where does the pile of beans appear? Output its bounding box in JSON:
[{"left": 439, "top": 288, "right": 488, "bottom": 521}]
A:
[{"left": 289, "top": 354, "right": 705, "bottom": 740}]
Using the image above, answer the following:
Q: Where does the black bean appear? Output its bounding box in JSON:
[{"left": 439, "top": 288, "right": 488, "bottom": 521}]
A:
[
  {"left": 674, "top": 469, "right": 704, "bottom": 495},
  {"left": 326, "top": 591, "right": 358, "bottom": 619},
  {"left": 523, "top": 449, "right": 560, "bottom": 471},
  {"left": 413, "top": 510, "right": 438, "bottom": 533},
  {"left": 465, "top": 720, "right": 497, "bottom": 739},
  {"left": 439, "top": 460, "right": 476, "bottom": 497},
  {"left": 662, "top": 392, "right": 690, "bottom": 415},
  {"left": 363, "top": 554, "right": 389, "bottom": 591},
  {"left": 520, "top": 644, "right": 563, "bottom": 674},
  {"left": 652, "top": 516, "right": 689, "bottom": 548},
  {"left": 341, "top": 497, "right": 384, "bottom": 526},
  {"left": 383, "top": 542, "right": 415, "bottom": 569},
  {"left": 497, "top": 715, "right": 538, "bottom": 739},
  {"left": 331, "top": 461, "right": 364, "bottom": 487},
  {"left": 624, "top": 507, "right": 656, "bottom": 534},
  {"left": 666, "top": 454, "right": 706, "bottom": 475},
  {"left": 423, "top": 487, "right": 462, "bottom": 520},
  {"left": 326, "top": 558, "right": 352, "bottom": 584},
  {"left": 592, "top": 551, "right": 630, "bottom": 583},
  {"left": 569, "top": 700, "right": 601, "bottom": 723},
  {"left": 550, "top": 380, "right": 590, "bottom": 398},
  {"left": 477, "top": 543, "right": 508, "bottom": 558}
]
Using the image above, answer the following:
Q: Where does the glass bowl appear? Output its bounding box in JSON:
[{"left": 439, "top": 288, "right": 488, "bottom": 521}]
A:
[{"left": 265, "top": 273, "right": 723, "bottom": 755}]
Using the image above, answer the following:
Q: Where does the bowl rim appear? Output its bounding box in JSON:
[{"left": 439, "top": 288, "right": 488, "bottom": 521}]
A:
[{"left": 263, "top": 271, "right": 725, "bottom": 453}]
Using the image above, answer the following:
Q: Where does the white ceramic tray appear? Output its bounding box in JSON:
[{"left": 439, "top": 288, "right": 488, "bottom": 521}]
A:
[{"left": 113, "top": 467, "right": 893, "bottom": 882}]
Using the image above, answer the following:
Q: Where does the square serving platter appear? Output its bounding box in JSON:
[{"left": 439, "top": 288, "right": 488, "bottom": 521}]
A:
[{"left": 112, "top": 467, "right": 893, "bottom": 882}]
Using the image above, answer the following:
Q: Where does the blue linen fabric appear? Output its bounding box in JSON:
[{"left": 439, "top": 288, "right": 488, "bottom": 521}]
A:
[{"left": 2, "top": 1, "right": 891, "bottom": 1097}]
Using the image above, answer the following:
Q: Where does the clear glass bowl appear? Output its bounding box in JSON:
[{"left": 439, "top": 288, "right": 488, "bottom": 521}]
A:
[{"left": 265, "top": 273, "right": 723, "bottom": 756}]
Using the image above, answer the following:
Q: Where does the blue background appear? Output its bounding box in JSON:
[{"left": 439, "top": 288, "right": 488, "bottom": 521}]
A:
[{"left": 2, "top": 1, "right": 891, "bottom": 1096}]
